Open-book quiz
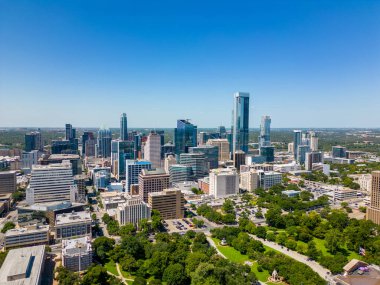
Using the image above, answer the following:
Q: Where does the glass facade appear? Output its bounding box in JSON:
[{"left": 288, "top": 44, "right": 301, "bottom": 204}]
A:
[
  {"left": 259, "top": 115, "right": 271, "bottom": 147},
  {"left": 174, "top": 119, "right": 197, "bottom": 157},
  {"left": 120, "top": 113, "right": 128, "bottom": 141},
  {"left": 293, "top": 130, "right": 302, "bottom": 160},
  {"left": 233, "top": 92, "right": 249, "bottom": 154}
]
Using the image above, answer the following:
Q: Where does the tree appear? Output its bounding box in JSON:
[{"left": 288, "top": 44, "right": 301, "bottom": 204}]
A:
[
  {"left": 132, "top": 277, "right": 147, "bottom": 285},
  {"left": 162, "top": 263, "right": 188, "bottom": 285},
  {"left": 119, "top": 224, "right": 136, "bottom": 237},
  {"left": 55, "top": 266, "right": 80, "bottom": 285},
  {"left": 325, "top": 229, "right": 343, "bottom": 254},
  {"left": 12, "top": 190, "right": 25, "bottom": 201},
  {"left": 93, "top": 236, "right": 115, "bottom": 262},
  {"left": 222, "top": 199, "right": 235, "bottom": 214},
  {"left": 306, "top": 241, "right": 320, "bottom": 260},
  {"left": 192, "top": 218, "right": 204, "bottom": 228},
  {"left": 1, "top": 222, "right": 15, "bottom": 233},
  {"left": 82, "top": 265, "right": 109, "bottom": 285},
  {"left": 185, "top": 252, "right": 209, "bottom": 276},
  {"left": 285, "top": 239, "right": 297, "bottom": 250},
  {"left": 254, "top": 226, "right": 267, "bottom": 239}
]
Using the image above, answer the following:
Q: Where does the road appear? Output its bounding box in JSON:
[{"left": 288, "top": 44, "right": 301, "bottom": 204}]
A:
[{"left": 248, "top": 234, "right": 332, "bottom": 282}]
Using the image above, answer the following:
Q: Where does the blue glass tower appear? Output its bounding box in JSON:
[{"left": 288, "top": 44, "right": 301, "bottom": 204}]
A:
[
  {"left": 293, "top": 130, "right": 302, "bottom": 161},
  {"left": 174, "top": 119, "right": 197, "bottom": 157},
  {"left": 259, "top": 115, "right": 271, "bottom": 147},
  {"left": 120, "top": 113, "right": 128, "bottom": 141},
  {"left": 232, "top": 92, "right": 250, "bottom": 154},
  {"left": 97, "top": 128, "right": 112, "bottom": 158}
]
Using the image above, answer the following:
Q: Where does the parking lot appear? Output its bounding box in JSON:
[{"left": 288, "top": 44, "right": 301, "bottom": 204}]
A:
[{"left": 163, "top": 218, "right": 196, "bottom": 233}]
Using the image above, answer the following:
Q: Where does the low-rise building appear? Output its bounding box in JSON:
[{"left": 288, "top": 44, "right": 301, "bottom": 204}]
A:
[
  {"left": 4, "top": 225, "right": 50, "bottom": 250},
  {"left": 148, "top": 188, "right": 185, "bottom": 219},
  {"left": 258, "top": 171, "right": 282, "bottom": 190},
  {"left": 55, "top": 211, "right": 92, "bottom": 240},
  {"left": 334, "top": 189, "right": 358, "bottom": 201},
  {"left": 0, "top": 245, "right": 46, "bottom": 285},
  {"left": 116, "top": 195, "right": 151, "bottom": 226},
  {"left": 62, "top": 237, "right": 92, "bottom": 272}
]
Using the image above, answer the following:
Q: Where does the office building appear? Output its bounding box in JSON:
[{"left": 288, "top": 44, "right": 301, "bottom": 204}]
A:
[
  {"left": 334, "top": 189, "right": 358, "bottom": 201},
  {"left": 81, "top": 131, "right": 95, "bottom": 156},
  {"left": 332, "top": 146, "right": 347, "bottom": 158},
  {"left": 85, "top": 138, "right": 96, "bottom": 157},
  {"left": 22, "top": 150, "right": 41, "bottom": 169},
  {"left": 51, "top": 140, "right": 77, "bottom": 155},
  {"left": 4, "top": 225, "right": 50, "bottom": 249},
  {"left": 217, "top": 126, "right": 226, "bottom": 138},
  {"left": 260, "top": 146, "right": 275, "bottom": 163},
  {"left": 297, "top": 145, "right": 310, "bottom": 165},
  {"left": 0, "top": 171, "right": 16, "bottom": 194},
  {"left": 207, "top": 138, "right": 230, "bottom": 161},
  {"left": 65, "top": 124, "right": 75, "bottom": 141},
  {"left": 198, "top": 132, "right": 219, "bottom": 145},
  {"left": 259, "top": 171, "right": 282, "bottom": 190},
  {"left": 138, "top": 168, "right": 170, "bottom": 202},
  {"left": 164, "top": 154, "right": 177, "bottom": 173},
  {"left": 162, "top": 142, "right": 175, "bottom": 158},
  {"left": 25, "top": 131, "right": 43, "bottom": 152},
  {"left": 94, "top": 170, "right": 111, "bottom": 190},
  {"left": 240, "top": 169, "right": 259, "bottom": 191},
  {"left": 259, "top": 115, "right": 271, "bottom": 147},
  {"left": 309, "top": 131, "right": 318, "bottom": 151},
  {"left": 144, "top": 132, "right": 162, "bottom": 169},
  {"left": 148, "top": 188, "right": 185, "bottom": 219},
  {"left": 288, "top": 142, "right": 294, "bottom": 154},
  {"left": 0, "top": 245, "right": 46, "bottom": 285},
  {"left": 74, "top": 174, "right": 87, "bottom": 203},
  {"left": 174, "top": 119, "right": 197, "bottom": 157},
  {"left": 111, "top": 140, "right": 135, "bottom": 180},
  {"left": 125, "top": 160, "right": 152, "bottom": 193},
  {"left": 305, "top": 151, "right": 324, "bottom": 171},
  {"left": 26, "top": 162, "right": 78, "bottom": 205},
  {"left": 189, "top": 145, "right": 219, "bottom": 169},
  {"left": 179, "top": 152, "right": 208, "bottom": 179},
  {"left": 62, "top": 237, "right": 92, "bottom": 272},
  {"left": 96, "top": 128, "right": 112, "bottom": 158},
  {"left": 120, "top": 113, "right": 128, "bottom": 141},
  {"left": 312, "top": 163, "right": 330, "bottom": 175},
  {"left": 209, "top": 168, "right": 239, "bottom": 198},
  {"left": 116, "top": 195, "right": 151, "bottom": 226},
  {"left": 367, "top": 171, "right": 380, "bottom": 225},
  {"left": 55, "top": 211, "right": 92, "bottom": 240},
  {"left": 169, "top": 164, "right": 193, "bottom": 184},
  {"left": 232, "top": 92, "right": 250, "bottom": 154},
  {"left": 293, "top": 130, "right": 302, "bottom": 160},
  {"left": 233, "top": 150, "right": 246, "bottom": 170},
  {"left": 39, "top": 154, "right": 82, "bottom": 175}
]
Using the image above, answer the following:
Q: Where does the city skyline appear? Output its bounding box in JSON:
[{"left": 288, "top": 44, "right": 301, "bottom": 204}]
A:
[{"left": 1, "top": 1, "right": 379, "bottom": 128}]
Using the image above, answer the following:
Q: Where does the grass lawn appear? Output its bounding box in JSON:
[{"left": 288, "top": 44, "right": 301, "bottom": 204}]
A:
[{"left": 104, "top": 260, "right": 118, "bottom": 276}]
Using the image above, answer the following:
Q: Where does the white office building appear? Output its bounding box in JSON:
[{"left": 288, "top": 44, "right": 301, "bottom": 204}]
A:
[
  {"left": 26, "top": 162, "right": 78, "bottom": 205},
  {"left": 258, "top": 171, "right": 282, "bottom": 190},
  {"left": 21, "top": 150, "right": 41, "bottom": 170},
  {"left": 125, "top": 160, "right": 152, "bottom": 193},
  {"left": 240, "top": 169, "right": 259, "bottom": 191},
  {"left": 62, "top": 237, "right": 92, "bottom": 272},
  {"left": 4, "top": 225, "right": 50, "bottom": 250},
  {"left": 209, "top": 168, "right": 239, "bottom": 198},
  {"left": 55, "top": 211, "right": 92, "bottom": 240},
  {"left": 144, "top": 132, "right": 162, "bottom": 169},
  {"left": 116, "top": 195, "right": 151, "bottom": 226}
]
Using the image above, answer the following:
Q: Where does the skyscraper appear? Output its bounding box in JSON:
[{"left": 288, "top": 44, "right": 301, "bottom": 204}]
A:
[
  {"left": 259, "top": 115, "right": 271, "bottom": 147},
  {"left": 309, "top": 131, "right": 319, "bottom": 151},
  {"left": 25, "top": 131, "right": 43, "bottom": 152},
  {"left": 144, "top": 132, "right": 162, "bottom": 169},
  {"left": 96, "top": 128, "right": 112, "bottom": 158},
  {"left": 81, "top": 131, "right": 94, "bottom": 156},
  {"left": 232, "top": 92, "right": 250, "bottom": 154},
  {"left": 293, "top": 130, "right": 302, "bottom": 161},
  {"left": 65, "top": 124, "right": 75, "bottom": 141},
  {"left": 125, "top": 160, "right": 152, "bottom": 193},
  {"left": 111, "top": 140, "right": 135, "bottom": 180},
  {"left": 367, "top": 171, "right": 380, "bottom": 225},
  {"left": 120, "top": 113, "right": 128, "bottom": 141},
  {"left": 217, "top": 126, "right": 227, "bottom": 139},
  {"left": 174, "top": 119, "right": 197, "bottom": 157}
]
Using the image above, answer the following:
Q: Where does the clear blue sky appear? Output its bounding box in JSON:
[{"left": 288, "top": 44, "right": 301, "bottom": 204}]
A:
[{"left": 1, "top": 0, "right": 379, "bottom": 128}]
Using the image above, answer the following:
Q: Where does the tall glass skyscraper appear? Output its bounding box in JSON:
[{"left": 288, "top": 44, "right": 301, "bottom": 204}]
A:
[
  {"left": 232, "top": 92, "right": 250, "bottom": 154},
  {"left": 259, "top": 115, "right": 271, "bottom": 147},
  {"left": 174, "top": 119, "right": 197, "bottom": 157},
  {"left": 293, "top": 130, "right": 302, "bottom": 161},
  {"left": 97, "top": 128, "right": 112, "bottom": 158},
  {"left": 120, "top": 113, "right": 128, "bottom": 141}
]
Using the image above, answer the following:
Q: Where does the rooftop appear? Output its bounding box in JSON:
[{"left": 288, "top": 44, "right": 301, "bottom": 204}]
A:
[
  {"left": 47, "top": 154, "right": 80, "bottom": 160},
  {"left": 141, "top": 168, "right": 168, "bottom": 176},
  {"left": 62, "top": 236, "right": 92, "bottom": 256},
  {"left": 56, "top": 211, "right": 91, "bottom": 225},
  {"left": 5, "top": 225, "right": 49, "bottom": 237},
  {"left": 0, "top": 245, "right": 45, "bottom": 285}
]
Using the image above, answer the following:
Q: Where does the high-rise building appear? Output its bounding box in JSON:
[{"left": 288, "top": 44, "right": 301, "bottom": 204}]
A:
[
  {"left": 297, "top": 145, "right": 311, "bottom": 165},
  {"left": 125, "top": 160, "right": 152, "bottom": 193},
  {"left": 206, "top": 139, "right": 230, "bottom": 161},
  {"left": 65, "top": 124, "right": 74, "bottom": 141},
  {"left": 310, "top": 131, "right": 319, "bottom": 151},
  {"left": 198, "top": 132, "right": 219, "bottom": 145},
  {"left": 74, "top": 174, "right": 87, "bottom": 203},
  {"left": 179, "top": 153, "right": 208, "bottom": 180},
  {"left": 138, "top": 168, "right": 170, "bottom": 202},
  {"left": 148, "top": 188, "right": 185, "bottom": 219},
  {"left": 240, "top": 169, "right": 259, "bottom": 191},
  {"left": 116, "top": 195, "right": 151, "bottom": 226},
  {"left": 81, "top": 131, "right": 94, "bottom": 156},
  {"left": 26, "top": 162, "right": 78, "bottom": 205},
  {"left": 25, "top": 131, "right": 43, "bottom": 152},
  {"left": 217, "top": 126, "right": 227, "bottom": 139},
  {"left": 162, "top": 142, "right": 175, "bottom": 158},
  {"left": 367, "top": 171, "right": 380, "bottom": 225},
  {"left": 232, "top": 92, "right": 250, "bottom": 154},
  {"left": 260, "top": 146, "right": 275, "bottom": 163},
  {"left": 293, "top": 130, "right": 302, "bottom": 161},
  {"left": 0, "top": 171, "right": 16, "bottom": 194},
  {"left": 305, "top": 151, "right": 324, "bottom": 171},
  {"left": 174, "top": 119, "right": 197, "bottom": 157},
  {"left": 111, "top": 140, "right": 135, "bottom": 180},
  {"left": 332, "top": 146, "right": 347, "bottom": 158},
  {"left": 120, "top": 113, "right": 128, "bottom": 141},
  {"left": 259, "top": 115, "right": 271, "bottom": 147},
  {"left": 144, "top": 132, "right": 162, "bottom": 169},
  {"left": 233, "top": 150, "right": 246, "bottom": 170},
  {"left": 85, "top": 139, "right": 96, "bottom": 157},
  {"left": 164, "top": 154, "right": 177, "bottom": 174},
  {"left": 169, "top": 164, "right": 193, "bottom": 184},
  {"left": 209, "top": 168, "right": 239, "bottom": 198},
  {"left": 21, "top": 150, "right": 41, "bottom": 169},
  {"left": 96, "top": 128, "right": 112, "bottom": 158},
  {"left": 189, "top": 145, "right": 219, "bottom": 169}
]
